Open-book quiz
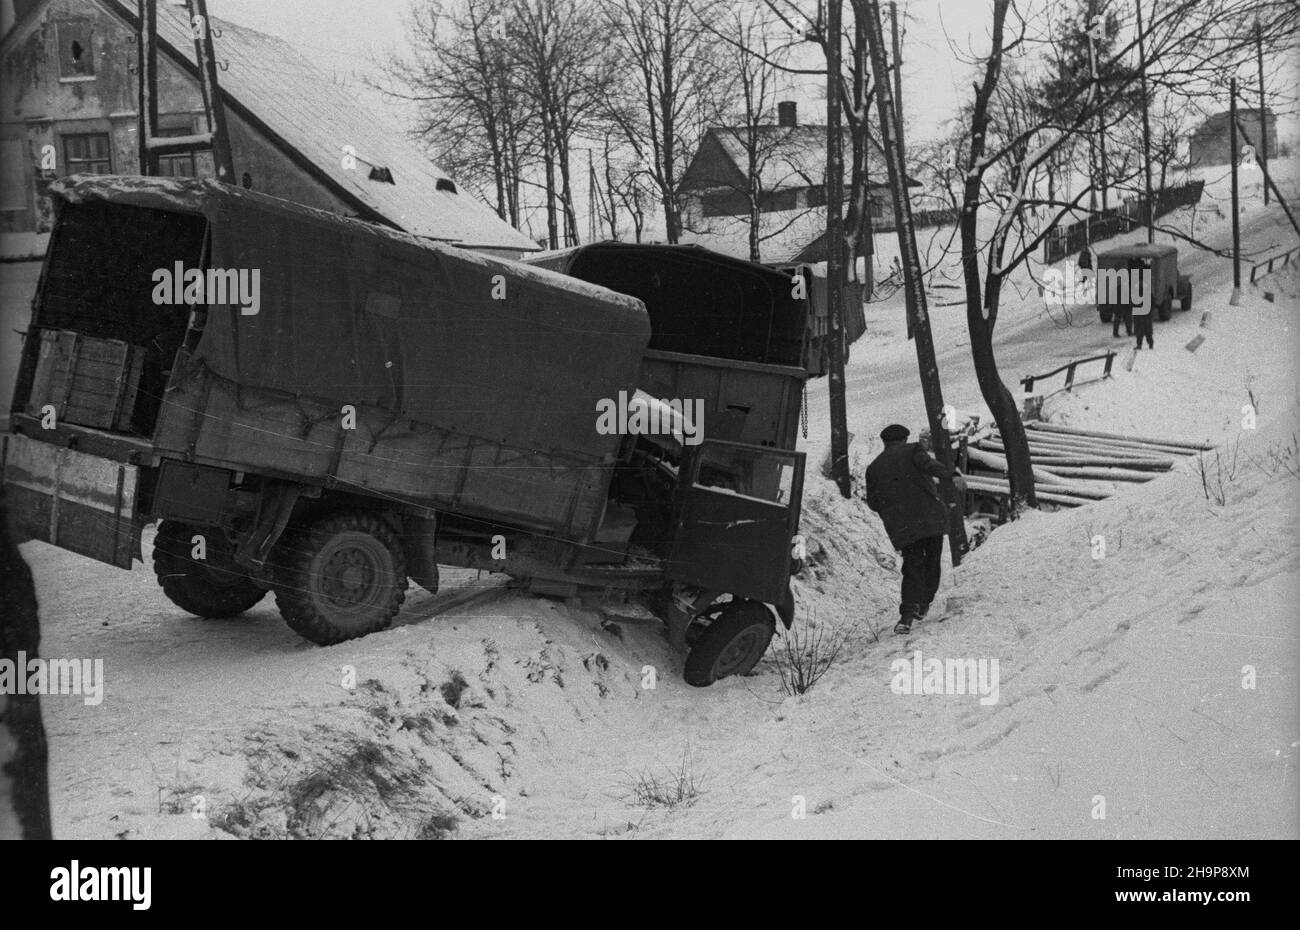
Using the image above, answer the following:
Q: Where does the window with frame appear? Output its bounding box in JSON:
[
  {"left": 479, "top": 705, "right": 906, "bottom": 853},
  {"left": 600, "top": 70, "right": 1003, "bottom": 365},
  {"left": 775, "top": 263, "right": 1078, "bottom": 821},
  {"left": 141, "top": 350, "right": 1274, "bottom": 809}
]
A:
[
  {"left": 155, "top": 125, "right": 197, "bottom": 178},
  {"left": 63, "top": 133, "right": 112, "bottom": 175},
  {"left": 56, "top": 21, "right": 96, "bottom": 79}
]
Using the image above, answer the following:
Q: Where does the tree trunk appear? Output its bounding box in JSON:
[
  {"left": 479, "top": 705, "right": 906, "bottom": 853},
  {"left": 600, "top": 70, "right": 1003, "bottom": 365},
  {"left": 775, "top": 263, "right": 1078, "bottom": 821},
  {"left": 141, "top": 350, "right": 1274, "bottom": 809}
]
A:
[
  {"left": 556, "top": 128, "right": 580, "bottom": 246},
  {"left": 825, "top": 0, "right": 852, "bottom": 498},
  {"left": 861, "top": 0, "right": 967, "bottom": 562},
  {"left": 957, "top": 0, "right": 1036, "bottom": 513},
  {"left": 845, "top": 9, "right": 874, "bottom": 297},
  {"left": 540, "top": 110, "right": 559, "bottom": 250},
  {"left": 660, "top": 8, "right": 680, "bottom": 244},
  {"left": 748, "top": 135, "right": 761, "bottom": 261}
]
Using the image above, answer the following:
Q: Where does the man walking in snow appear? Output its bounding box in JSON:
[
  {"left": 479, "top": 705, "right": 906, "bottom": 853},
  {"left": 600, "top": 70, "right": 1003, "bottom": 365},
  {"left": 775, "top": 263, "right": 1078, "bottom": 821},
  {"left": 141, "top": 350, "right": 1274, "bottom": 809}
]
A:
[{"left": 864, "top": 424, "right": 962, "bottom": 635}]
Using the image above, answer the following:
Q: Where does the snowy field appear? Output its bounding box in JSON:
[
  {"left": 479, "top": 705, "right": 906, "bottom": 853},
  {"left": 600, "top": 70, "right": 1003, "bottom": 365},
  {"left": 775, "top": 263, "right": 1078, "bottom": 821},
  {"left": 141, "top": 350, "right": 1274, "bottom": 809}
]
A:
[{"left": 13, "top": 160, "right": 1300, "bottom": 840}]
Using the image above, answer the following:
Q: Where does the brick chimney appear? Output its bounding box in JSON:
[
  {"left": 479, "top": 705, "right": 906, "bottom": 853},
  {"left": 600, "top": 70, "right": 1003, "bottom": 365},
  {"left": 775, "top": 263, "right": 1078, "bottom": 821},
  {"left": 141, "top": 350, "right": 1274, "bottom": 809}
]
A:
[{"left": 777, "top": 101, "right": 797, "bottom": 128}]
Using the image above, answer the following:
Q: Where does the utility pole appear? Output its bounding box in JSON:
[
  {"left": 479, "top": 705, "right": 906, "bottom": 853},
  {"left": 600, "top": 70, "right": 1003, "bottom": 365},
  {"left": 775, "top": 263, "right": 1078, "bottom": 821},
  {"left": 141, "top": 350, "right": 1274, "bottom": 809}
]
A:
[
  {"left": 1230, "top": 77, "right": 1241, "bottom": 302},
  {"left": 862, "top": 0, "right": 966, "bottom": 563},
  {"left": 1136, "top": 0, "right": 1153, "bottom": 244},
  {"left": 825, "top": 0, "right": 852, "bottom": 498},
  {"left": 1256, "top": 20, "right": 1269, "bottom": 205}
]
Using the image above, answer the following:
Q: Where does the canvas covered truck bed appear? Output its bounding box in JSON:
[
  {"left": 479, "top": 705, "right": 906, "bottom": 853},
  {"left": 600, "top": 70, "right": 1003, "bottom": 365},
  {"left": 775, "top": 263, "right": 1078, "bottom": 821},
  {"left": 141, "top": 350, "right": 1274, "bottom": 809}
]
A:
[
  {"left": 8, "top": 176, "right": 651, "bottom": 559},
  {"left": 525, "top": 243, "right": 808, "bottom": 452}
]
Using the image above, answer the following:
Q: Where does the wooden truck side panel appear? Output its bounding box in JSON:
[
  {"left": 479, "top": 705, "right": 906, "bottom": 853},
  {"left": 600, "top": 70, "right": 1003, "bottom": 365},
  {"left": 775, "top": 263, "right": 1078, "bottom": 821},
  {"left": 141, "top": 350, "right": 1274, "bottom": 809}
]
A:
[
  {"left": 13, "top": 178, "right": 650, "bottom": 563},
  {"left": 153, "top": 358, "right": 611, "bottom": 541}
]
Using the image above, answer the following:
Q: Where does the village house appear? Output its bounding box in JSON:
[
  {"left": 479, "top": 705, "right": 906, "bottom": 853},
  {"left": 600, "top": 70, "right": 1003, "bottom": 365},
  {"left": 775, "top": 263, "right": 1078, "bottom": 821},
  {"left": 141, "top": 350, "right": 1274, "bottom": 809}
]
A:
[
  {"left": 1187, "top": 106, "right": 1278, "bottom": 168},
  {"left": 678, "top": 101, "right": 920, "bottom": 265},
  {"left": 0, "top": 0, "right": 538, "bottom": 259}
]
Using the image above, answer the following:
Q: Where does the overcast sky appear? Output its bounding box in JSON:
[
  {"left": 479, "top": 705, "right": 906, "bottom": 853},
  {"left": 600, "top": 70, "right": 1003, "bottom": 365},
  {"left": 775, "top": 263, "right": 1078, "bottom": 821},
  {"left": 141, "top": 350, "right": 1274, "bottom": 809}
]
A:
[
  {"left": 205, "top": 0, "right": 994, "bottom": 145},
  {"left": 207, "top": 0, "right": 1296, "bottom": 143},
  {"left": 201, "top": 0, "right": 1295, "bottom": 239}
]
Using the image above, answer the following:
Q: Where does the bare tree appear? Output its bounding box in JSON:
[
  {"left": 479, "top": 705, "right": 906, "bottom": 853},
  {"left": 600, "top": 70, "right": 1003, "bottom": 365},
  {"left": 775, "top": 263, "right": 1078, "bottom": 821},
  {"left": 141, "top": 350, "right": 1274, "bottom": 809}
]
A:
[
  {"left": 593, "top": 126, "right": 653, "bottom": 241},
  {"left": 511, "top": 0, "right": 618, "bottom": 247},
  {"left": 601, "top": 0, "right": 732, "bottom": 243},
  {"left": 947, "top": 0, "right": 1298, "bottom": 514},
  {"left": 706, "top": 6, "right": 791, "bottom": 261},
  {"left": 383, "top": 0, "right": 533, "bottom": 225},
  {"left": 757, "top": 0, "right": 880, "bottom": 286}
]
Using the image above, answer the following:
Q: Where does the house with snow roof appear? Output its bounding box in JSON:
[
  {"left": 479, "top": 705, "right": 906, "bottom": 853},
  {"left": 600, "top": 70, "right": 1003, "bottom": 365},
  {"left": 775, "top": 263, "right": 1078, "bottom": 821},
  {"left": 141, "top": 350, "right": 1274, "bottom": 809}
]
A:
[
  {"left": 678, "top": 101, "right": 912, "bottom": 265},
  {"left": 0, "top": 0, "right": 538, "bottom": 259}
]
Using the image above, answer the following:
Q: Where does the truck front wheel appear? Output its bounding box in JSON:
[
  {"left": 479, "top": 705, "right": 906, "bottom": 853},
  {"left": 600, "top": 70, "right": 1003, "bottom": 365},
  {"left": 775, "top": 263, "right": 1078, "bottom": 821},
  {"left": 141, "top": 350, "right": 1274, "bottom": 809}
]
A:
[
  {"left": 271, "top": 511, "right": 408, "bottom": 645},
  {"left": 683, "top": 601, "right": 775, "bottom": 687},
  {"left": 153, "top": 520, "right": 268, "bottom": 618}
]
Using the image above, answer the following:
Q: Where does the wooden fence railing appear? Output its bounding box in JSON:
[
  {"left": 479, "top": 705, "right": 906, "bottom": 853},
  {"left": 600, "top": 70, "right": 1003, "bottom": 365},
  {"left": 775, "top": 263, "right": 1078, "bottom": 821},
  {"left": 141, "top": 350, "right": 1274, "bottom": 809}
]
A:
[
  {"left": 1021, "top": 350, "right": 1117, "bottom": 395},
  {"left": 1249, "top": 244, "right": 1300, "bottom": 283},
  {"left": 1044, "top": 181, "right": 1206, "bottom": 264}
]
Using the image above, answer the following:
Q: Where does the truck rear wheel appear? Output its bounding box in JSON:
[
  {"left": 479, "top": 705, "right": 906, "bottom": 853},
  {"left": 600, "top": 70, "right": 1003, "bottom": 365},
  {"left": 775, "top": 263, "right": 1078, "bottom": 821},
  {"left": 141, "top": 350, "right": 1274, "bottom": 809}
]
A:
[
  {"left": 271, "top": 511, "right": 407, "bottom": 646},
  {"left": 683, "top": 601, "right": 775, "bottom": 687},
  {"left": 1157, "top": 294, "right": 1173, "bottom": 322},
  {"left": 153, "top": 520, "right": 267, "bottom": 618}
]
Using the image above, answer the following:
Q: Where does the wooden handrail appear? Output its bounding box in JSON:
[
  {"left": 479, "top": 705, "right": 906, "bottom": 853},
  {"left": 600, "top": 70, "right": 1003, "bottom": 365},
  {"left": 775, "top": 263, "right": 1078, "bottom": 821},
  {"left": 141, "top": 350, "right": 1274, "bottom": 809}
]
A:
[
  {"left": 1249, "top": 245, "right": 1300, "bottom": 284},
  {"left": 1021, "top": 350, "right": 1116, "bottom": 394}
]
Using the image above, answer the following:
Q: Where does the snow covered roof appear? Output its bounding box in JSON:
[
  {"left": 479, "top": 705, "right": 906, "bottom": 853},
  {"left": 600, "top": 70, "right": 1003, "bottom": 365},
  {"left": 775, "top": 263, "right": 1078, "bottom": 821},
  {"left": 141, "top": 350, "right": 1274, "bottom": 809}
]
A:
[
  {"left": 685, "top": 125, "right": 891, "bottom": 193},
  {"left": 101, "top": 0, "right": 537, "bottom": 254}
]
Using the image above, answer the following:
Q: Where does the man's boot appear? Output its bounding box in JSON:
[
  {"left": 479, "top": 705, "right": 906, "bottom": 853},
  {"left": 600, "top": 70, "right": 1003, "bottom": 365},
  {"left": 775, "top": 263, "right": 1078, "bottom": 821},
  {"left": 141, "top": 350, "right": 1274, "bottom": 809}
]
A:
[{"left": 894, "top": 604, "right": 920, "bottom": 635}]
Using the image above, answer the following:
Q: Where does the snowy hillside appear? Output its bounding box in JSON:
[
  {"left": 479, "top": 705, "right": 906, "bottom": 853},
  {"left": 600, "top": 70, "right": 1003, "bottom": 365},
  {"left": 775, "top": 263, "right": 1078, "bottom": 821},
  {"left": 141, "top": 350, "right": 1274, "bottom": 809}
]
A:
[{"left": 21, "top": 177, "right": 1298, "bottom": 839}]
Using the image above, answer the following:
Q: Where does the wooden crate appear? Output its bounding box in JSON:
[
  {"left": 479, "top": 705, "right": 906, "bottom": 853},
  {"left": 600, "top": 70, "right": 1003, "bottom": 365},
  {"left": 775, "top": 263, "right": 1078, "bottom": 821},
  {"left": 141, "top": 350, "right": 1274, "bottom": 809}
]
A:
[{"left": 25, "top": 329, "right": 143, "bottom": 432}]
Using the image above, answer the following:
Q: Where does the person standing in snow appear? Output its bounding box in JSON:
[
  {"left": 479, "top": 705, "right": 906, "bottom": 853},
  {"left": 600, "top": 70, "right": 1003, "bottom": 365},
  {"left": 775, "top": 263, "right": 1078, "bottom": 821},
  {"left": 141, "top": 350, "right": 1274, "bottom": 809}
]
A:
[
  {"left": 1112, "top": 300, "right": 1134, "bottom": 339},
  {"left": 864, "top": 424, "right": 963, "bottom": 635},
  {"left": 1132, "top": 293, "right": 1154, "bottom": 350}
]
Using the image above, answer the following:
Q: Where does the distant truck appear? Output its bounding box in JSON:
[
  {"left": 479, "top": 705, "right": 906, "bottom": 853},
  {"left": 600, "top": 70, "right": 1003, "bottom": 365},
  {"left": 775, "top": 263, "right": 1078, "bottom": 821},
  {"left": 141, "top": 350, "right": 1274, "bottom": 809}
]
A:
[
  {"left": 1095, "top": 243, "right": 1192, "bottom": 323},
  {"left": 3, "top": 177, "right": 807, "bottom": 686}
]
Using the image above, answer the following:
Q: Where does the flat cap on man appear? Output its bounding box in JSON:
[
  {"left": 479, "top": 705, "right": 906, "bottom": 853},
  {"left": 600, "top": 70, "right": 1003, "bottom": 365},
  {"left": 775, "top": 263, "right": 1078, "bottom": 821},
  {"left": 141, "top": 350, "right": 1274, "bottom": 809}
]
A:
[{"left": 880, "top": 423, "right": 910, "bottom": 443}]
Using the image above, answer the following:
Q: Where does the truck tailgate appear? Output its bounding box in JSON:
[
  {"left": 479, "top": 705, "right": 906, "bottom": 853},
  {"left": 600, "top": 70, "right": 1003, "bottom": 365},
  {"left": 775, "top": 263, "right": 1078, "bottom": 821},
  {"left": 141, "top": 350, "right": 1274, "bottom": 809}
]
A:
[{"left": 2, "top": 433, "right": 140, "bottom": 568}]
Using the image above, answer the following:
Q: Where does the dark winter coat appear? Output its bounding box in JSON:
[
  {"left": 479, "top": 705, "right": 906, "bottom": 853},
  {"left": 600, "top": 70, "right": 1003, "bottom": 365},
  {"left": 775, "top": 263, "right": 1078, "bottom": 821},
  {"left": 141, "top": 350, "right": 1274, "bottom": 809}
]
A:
[{"left": 864, "top": 441, "right": 951, "bottom": 549}]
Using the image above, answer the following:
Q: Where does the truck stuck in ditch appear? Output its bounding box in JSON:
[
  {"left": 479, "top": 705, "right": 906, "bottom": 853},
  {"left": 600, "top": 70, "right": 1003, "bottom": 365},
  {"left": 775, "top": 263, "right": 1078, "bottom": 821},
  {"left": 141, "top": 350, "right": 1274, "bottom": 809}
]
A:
[{"left": 3, "top": 176, "right": 809, "bottom": 686}]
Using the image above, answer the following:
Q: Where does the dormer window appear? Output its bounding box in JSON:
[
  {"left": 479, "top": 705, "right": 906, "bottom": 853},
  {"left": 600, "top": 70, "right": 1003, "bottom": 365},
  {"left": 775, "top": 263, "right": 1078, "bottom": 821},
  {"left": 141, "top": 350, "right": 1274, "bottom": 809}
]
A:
[{"left": 368, "top": 166, "right": 394, "bottom": 184}]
